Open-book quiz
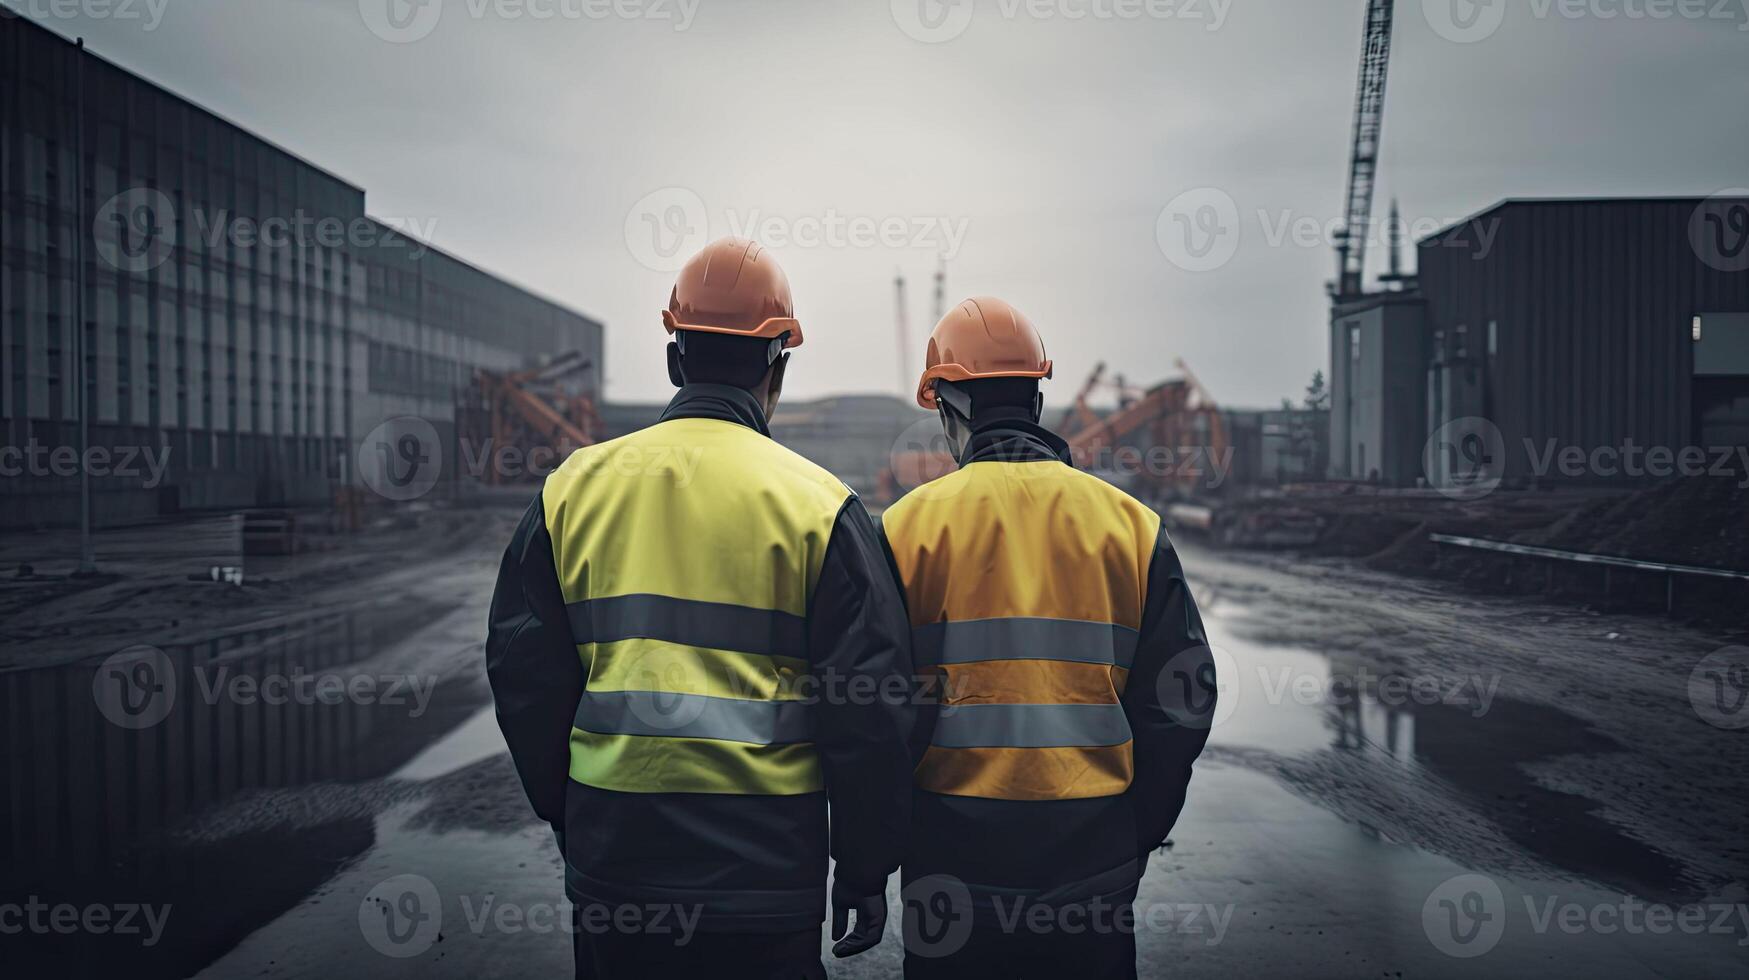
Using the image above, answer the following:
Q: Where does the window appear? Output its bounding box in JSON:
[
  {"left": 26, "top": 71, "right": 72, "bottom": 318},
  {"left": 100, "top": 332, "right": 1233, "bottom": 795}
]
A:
[
  {"left": 1693, "top": 316, "right": 1703, "bottom": 343},
  {"left": 1488, "top": 321, "right": 1499, "bottom": 357}
]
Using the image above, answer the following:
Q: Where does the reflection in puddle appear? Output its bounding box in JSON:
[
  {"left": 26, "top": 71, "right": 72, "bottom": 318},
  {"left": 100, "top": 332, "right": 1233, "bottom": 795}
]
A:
[
  {"left": 394, "top": 707, "right": 504, "bottom": 782},
  {"left": 1203, "top": 597, "right": 1686, "bottom": 903},
  {"left": 0, "top": 605, "right": 483, "bottom": 978}
]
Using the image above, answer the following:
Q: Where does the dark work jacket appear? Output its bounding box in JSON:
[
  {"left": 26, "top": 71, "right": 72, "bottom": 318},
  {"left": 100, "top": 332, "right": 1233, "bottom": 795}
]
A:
[{"left": 486, "top": 385, "right": 916, "bottom": 932}]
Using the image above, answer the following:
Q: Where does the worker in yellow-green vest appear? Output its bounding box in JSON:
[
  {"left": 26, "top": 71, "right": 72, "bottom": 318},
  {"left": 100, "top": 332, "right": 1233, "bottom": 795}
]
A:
[
  {"left": 487, "top": 237, "right": 916, "bottom": 980},
  {"left": 883, "top": 297, "right": 1217, "bottom": 979}
]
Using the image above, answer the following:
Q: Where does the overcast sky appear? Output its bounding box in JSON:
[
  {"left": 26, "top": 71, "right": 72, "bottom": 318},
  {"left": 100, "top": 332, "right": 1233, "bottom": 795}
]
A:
[{"left": 23, "top": 0, "right": 1749, "bottom": 407}]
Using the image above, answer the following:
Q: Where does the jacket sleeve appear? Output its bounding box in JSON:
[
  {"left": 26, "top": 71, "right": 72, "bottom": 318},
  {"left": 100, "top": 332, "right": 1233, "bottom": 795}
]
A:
[
  {"left": 1120, "top": 525, "right": 1215, "bottom": 857},
  {"left": 486, "top": 492, "right": 585, "bottom": 831},
  {"left": 808, "top": 498, "right": 918, "bottom": 897}
]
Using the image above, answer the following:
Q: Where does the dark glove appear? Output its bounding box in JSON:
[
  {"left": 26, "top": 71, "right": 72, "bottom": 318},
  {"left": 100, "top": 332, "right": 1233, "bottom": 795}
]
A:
[{"left": 830, "top": 876, "right": 888, "bottom": 958}]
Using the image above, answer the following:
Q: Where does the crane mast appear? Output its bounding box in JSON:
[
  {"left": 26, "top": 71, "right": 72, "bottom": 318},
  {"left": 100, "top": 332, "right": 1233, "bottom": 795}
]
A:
[
  {"left": 1333, "top": 0, "right": 1396, "bottom": 300},
  {"left": 894, "top": 271, "right": 912, "bottom": 396}
]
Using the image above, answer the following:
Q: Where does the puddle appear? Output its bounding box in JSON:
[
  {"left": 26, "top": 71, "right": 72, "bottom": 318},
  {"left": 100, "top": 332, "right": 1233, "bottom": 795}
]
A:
[
  {"left": 0, "top": 604, "right": 487, "bottom": 978},
  {"left": 393, "top": 707, "right": 505, "bottom": 782},
  {"left": 1202, "top": 596, "right": 1688, "bottom": 903}
]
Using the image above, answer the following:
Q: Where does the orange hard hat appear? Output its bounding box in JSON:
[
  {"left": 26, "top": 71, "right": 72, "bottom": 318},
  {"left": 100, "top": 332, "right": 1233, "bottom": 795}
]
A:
[
  {"left": 915, "top": 296, "right": 1053, "bottom": 409},
  {"left": 663, "top": 237, "right": 803, "bottom": 348}
]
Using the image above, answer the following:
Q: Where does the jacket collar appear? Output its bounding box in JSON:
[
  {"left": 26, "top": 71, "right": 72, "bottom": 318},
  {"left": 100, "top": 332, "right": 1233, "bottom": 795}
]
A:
[
  {"left": 660, "top": 384, "right": 771, "bottom": 437},
  {"left": 960, "top": 419, "right": 1073, "bottom": 467}
]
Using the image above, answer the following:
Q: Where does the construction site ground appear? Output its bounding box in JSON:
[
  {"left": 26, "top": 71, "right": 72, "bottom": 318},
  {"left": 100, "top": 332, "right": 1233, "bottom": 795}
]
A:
[
  {"left": 3, "top": 500, "right": 1746, "bottom": 978},
  {"left": 1195, "top": 479, "right": 1749, "bottom": 624}
]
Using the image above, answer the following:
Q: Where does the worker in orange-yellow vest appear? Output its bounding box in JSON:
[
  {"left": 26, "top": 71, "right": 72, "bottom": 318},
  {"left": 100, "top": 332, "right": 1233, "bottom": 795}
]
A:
[
  {"left": 882, "top": 297, "right": 1217, "bottom": 979},
  {"left": 488, "top": 238, "right": 916, "bottom": 979}
]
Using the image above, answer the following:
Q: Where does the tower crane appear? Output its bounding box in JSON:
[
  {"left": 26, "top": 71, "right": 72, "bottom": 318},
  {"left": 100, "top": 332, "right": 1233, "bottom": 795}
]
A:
[{"left": 1332, "top": 0, "right": 1397, "bottom": 300}]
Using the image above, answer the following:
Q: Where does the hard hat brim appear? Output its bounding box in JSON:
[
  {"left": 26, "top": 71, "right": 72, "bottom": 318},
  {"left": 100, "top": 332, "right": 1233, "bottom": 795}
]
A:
[
  {"left": 661, "top": 310, "right": 804, "bottom": 349},
  {"left": 916, "top": 362, "right": 1054, "bottom": 410}
]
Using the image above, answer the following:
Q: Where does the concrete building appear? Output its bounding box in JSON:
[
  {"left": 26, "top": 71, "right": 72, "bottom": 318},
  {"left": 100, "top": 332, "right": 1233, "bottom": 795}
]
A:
[
  {"left": 1, "top": 17, "right": 601, "bottom": 527},
  {"left": 1329, "top": 197, "right": 1749, "bottom": 487}
]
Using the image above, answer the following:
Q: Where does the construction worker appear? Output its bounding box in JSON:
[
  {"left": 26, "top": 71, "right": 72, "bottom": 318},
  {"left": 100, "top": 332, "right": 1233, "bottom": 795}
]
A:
[
  {"left": 882, "top": 297, "right": 1216, "bottom": 979},
  {"left": 487, "top": 237, "right": 915, "bottom": 979}
]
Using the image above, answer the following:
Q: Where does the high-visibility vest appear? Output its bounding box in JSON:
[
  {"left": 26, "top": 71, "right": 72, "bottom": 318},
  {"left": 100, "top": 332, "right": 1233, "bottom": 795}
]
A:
[
  {"left": 882, "top": 460, "right": 1160, "bottom": 801},
  {"left": 542, "top": 417, "right": 851, "bottom": 796}
]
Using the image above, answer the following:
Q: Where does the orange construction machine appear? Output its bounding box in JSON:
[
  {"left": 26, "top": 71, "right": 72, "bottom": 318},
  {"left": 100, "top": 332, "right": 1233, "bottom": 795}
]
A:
[{"left": 458, "top": 351, "right": 600, "bottom": 485}]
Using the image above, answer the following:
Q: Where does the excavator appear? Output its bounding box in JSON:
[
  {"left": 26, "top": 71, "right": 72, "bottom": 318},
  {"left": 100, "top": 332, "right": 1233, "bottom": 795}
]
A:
[
  {"left": 1061, "top": 358, "right": 1229, "bottom": 502},
  {"left": 457, "top": 350, "right": 600, "bottom": 485}
]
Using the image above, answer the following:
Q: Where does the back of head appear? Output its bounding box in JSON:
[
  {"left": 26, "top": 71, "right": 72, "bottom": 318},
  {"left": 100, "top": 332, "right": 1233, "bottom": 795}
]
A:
[{"left": 663, "top": 237, "right": 802, "bottom": 392}]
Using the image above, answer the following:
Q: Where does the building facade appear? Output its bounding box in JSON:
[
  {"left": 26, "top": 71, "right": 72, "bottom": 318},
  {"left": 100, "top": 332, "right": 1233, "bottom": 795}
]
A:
[
  {"left": 1, "top": 16, "right": 601, "bottom": 527},
  {"left": 1330, "top": 197, "right": 1749, "bottom": 487}
]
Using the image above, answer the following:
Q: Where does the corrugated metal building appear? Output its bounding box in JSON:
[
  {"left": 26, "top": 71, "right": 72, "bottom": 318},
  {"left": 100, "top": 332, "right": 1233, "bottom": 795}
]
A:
[
  {"left": 1, "top": 16, "right": 601, "bottom": 526},
  {"left": 1330, "top": 197, "right": 1749, "bottom": 486}
]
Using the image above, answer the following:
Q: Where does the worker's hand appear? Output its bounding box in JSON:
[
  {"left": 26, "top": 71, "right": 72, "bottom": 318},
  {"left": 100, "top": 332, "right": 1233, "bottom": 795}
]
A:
[{"left": 830, "top": 878, "right": 888, "bottom": 958}]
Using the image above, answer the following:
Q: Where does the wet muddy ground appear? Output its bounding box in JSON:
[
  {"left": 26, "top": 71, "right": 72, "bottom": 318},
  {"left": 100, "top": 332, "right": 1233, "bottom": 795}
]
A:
[{"left": 3, "top": 511, "right": 1745, "bottom": 978}]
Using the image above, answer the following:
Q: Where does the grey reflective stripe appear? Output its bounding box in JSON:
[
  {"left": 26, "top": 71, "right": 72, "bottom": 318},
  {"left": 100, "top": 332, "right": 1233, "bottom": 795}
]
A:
[
  {"left": 567, "top": 594, "right": 807, "bottom": 661},
  {"left": 930, "top": 703, "right": 1132, "bottom": 749},
  {"left": 573, "top": 690, "right": 815, "bottom": 745},
  {"left": 912, "top": 618, "right": 1139, "bottom": 670}
]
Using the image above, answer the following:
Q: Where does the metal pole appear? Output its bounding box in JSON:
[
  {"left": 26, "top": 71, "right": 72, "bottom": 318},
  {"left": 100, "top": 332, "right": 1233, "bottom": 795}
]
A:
[{"left": 75, "top": 37, "right": 96, "bottom": 575}]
